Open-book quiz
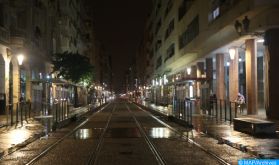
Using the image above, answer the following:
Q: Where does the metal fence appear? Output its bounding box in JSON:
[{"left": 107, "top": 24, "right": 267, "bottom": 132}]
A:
[
  {"left": 5, "top": 102, "right": 32, "bottom": 126},
  {"left": 3, "top": 100, "right": 71, "bottom": 126},
  {"left": 172, "top": 99, "right": 194, "bottom": 125},
  {"left": 169, "top": 98, "right": 244, "bottom": 126},
  {"left": 207, "top": 99, "right": 242, "bottom": 123}
]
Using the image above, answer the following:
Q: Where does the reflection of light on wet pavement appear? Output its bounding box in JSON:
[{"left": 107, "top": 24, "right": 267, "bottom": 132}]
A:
[
  {"left": 149, "top": 127, "right": 172, "bottom": 138},
  {"left": 224, "top": 136, "right": 242, "bottom": 143},
  {"left": 8, "top": 128, "right": 31, "bottom": 144},
  {"left": 74, "top": 129, "right": 93, "bottom": 140},
  {"left": 150, "top": 104, "right": 170, "bottom": 115}
]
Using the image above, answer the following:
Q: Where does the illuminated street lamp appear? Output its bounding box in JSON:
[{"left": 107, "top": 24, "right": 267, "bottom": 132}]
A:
[
  {"left": 187, "top": 67, "right": 191, "bottom": 75},
  {"left": 17, "top": 54, "right": 24, "bottom": 66},
  {"left": 229, "top": 48, "right": 236, "bottom": 60},
  {"left": 17, "top": 54, "right": 24, "bottom": 102}
]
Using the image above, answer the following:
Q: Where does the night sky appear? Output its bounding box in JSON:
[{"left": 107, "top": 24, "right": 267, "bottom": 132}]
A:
[{"left": 90, "top": 0, "right": 152, "bottom": 93}]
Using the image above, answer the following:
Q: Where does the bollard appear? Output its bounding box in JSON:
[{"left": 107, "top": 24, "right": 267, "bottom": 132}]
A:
[
  {"left": 55, "top": 103, "right": 58, "bottom": 122},
  {"left": 28, "top": 102, "right": 31, "bottom": 118},
  {"left": 234, "top": 102, "right": 237, "bottom": 118},
  {"left": 229, "top": 101, "right": 232, "bottom": 123},
  {"left": 10, "top": 104, "right": 13, "bottom": 125},
  {"left": 183, "top": 101, "right": 186, "bottom": 120},
  {"left": 61, "top": 101, "right": 64, "bottom": 121},
  {"left": 20, "top": 103, "right": 23, "bottom": 126},
  {"left": 25, "top": 103, "right": 27, "bottom": 122},
  {"left": 219, "top": 100, "right": 222, "bottom": 120},
  {"left": 184, "top": 100, "right": 188, "bottom": 122},
  {"left": 16, "top": 103, "right": 19, "bottom": 124},
  {"left": 187, "top": 101, "right": 190, "bottom": 124},
  {"left": 217, "top": 100, "right": 218, "bottom": 120},
  {"left": 190, "top": 101, "right": 192, "bottom": 125},
  {"left": 225, "top": 100, "right": 227, "bottom": 121},
  {"left": 6, "top": 105, "right": 8, "bottom": 126},
  {"left": 58, "top": 102, "right": 61, "bottom": 122}
]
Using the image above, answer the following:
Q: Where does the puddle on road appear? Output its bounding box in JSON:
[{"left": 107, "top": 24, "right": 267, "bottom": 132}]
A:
[
  {"left": 73, "top": 128, "right": 103, "bottom": 140},
  {"left": 146, "top": 127, "right": 178, "bottom": 138}
]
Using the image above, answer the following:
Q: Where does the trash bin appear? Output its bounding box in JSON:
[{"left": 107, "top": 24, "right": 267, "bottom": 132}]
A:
[{"left": 0, "top": 93, "right": 6, "bottom": 115}]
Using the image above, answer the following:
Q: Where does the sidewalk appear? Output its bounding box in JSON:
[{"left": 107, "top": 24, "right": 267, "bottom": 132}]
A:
[
  {"left": 140, "top": 101, "right": 279, "bottom": 159},
  {"left": 0, "top": 103, "right": 100, "bottom": 159}
]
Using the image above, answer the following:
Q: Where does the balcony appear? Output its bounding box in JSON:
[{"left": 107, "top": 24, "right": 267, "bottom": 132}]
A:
[
  {"left": 10, "top": 27, "right": 26, "bottom": 47},
  {"left": 0, "top": 27, "right": 10, "bottom": 44}
]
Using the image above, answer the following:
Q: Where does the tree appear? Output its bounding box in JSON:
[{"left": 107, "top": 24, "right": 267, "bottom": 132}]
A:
[
  {"left": 51, "top": 52, "right": 94, "bottom": 107},
  {"left": 51, "top": 51, "right": 94, "bottom": 84}
]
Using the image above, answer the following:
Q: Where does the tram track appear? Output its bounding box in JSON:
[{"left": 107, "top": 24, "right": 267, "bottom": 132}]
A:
[
  {"left": 131, "top": 102, "right": 230, "bottom": 165},
  {"left": 87, "top": 105, "right": 116, "bottom": 165},
  {"left": 126, "top": 104, "right": 167, "bottom": 165},
  {"left": 24, "top": 103, "right": 112, "bottom": 165}
]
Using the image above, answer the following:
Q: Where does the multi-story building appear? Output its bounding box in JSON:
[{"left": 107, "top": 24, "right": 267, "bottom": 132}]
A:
[
  {"left": 138, "top": 0, "right": 279, "bottom": 119},
  {"left": 0, "top": 0, "right": 101, "bottom": 115}
]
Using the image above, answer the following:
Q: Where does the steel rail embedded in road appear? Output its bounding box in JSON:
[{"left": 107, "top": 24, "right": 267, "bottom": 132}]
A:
[
  {"left": 126, "top": 104, "right": 167, "bottom": 165},
  {"left": 87, "top": 105, "right": 116, "bottom": 165},
  {"left": 133, "top": 103, "right": 230, "bottom": 165},
  {"left": 25, "top": 103, "right": 112, "bottom": 165}
]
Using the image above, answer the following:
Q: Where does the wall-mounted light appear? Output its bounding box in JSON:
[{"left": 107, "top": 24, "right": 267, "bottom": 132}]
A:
[
  {"left": 257, "top": 39, "right": 264, "bottom": 43},
  {"left": 163, "top": 75, "right": 168, "bottom": 85},
  {"left": 226, "top": 62, "right": 230, "bottom": 66},
  {"left": 187, "top": 67, "right": 191, "bottom": 75},
  {"left": 229, "top": 48, "right": 236, "bottom": 60},
  {"left": 17, "top": 54, "right": 24, "bottom": 66}
]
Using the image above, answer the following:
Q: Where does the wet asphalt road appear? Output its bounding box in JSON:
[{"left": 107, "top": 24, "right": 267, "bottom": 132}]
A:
[{"left": 0, "top": 99, "right": 254, "bottom": 165}]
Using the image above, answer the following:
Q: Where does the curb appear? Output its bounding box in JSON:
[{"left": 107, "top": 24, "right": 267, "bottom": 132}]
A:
[{"left": 136, "top": 103, "right": 267, "bottom": 158}]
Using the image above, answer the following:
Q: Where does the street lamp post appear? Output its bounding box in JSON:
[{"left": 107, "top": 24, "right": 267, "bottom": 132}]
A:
[
  {"left": 17, "top": 54, "right": 24, "bottom": 102},
  {"left": 17, "top": 54, "right": 24, "bottom": 125}
]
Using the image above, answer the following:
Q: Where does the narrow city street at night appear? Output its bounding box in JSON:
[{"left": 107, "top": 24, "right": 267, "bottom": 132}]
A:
[{"left": 1, "top": 0, "right": 279, "bottom": 165}]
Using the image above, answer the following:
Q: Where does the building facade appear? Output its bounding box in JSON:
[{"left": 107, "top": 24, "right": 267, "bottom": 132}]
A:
[
  {"left": 0, "top": 0, "right": 102, "bottom": 115},
  {"left": 137, "top": 0, "right": 279, "bottom": 119}
]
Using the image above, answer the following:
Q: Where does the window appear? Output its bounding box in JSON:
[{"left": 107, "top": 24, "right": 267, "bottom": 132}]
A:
[
  {"left": 155, "top": 0, "right": 162, "bottom": 16},
  {"left": 208, "top": 0, "right": 240, "bottom": 22},
  {"left": 0, "top": 3, "right": 4, "bottom": 27},
  {"left": 178, "top": 0, "right": 193, "bottom": 21},
  {"left": 164, "top": 0, "right": 173, "bottom": 17},
  {"left": 155, "top": 40, "right": 162, "bottom": 52},
  {"left": 179, "top": 15, "right": 199, "bottom": 49},
  {"left": 34, "top": 26, "right": 41, "bottom": 38},
  {"left": 165, "top": 19, "right": 174, "bottom": 40},
  {"left": 165, "top": 43, "right": 175, "bottom": 62},
  {"left": 156, "top": 56, "right": 162, "bottom": 69},
  {"left": 155, "top": 18, "right": 162, "bottom": 34}
]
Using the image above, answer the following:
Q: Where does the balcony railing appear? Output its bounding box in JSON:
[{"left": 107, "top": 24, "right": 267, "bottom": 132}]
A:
[
  {"left": 10, "top": 27, "right": 26, "bottom": 38},
  {"left": 0, "top": 27, "right": 10, "bottom": 43}
]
